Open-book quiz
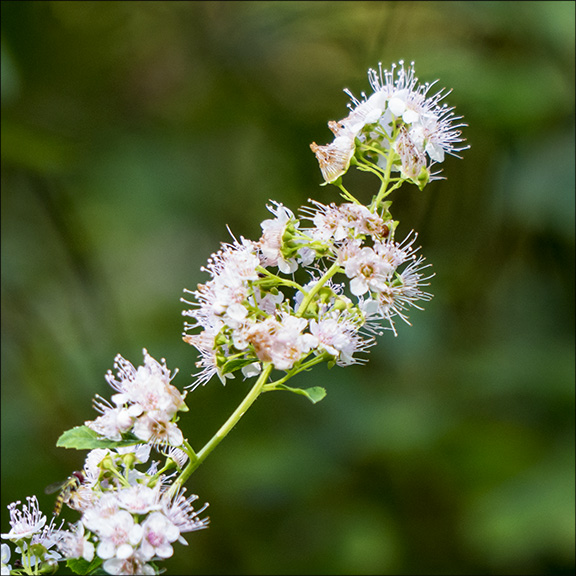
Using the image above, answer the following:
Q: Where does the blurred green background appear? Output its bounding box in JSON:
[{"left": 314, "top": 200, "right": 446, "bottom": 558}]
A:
[{"left": 1, "top": 1, "right": 574, "bottom": 574}]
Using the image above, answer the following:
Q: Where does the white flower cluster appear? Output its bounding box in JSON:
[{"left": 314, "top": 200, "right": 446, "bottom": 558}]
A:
[
  {"left": 182, "top": 196, "right": 432, "bottom": 386},
  {"left": 85, "top": 350, "right": 188, "bottom": 447},
  {"left": 2, "top": 446, "right": 208, "bottom": 576},
  {"left": 310, "top": 60, "right": 468, "bottom": 186},
  {"left": 2, "top": 61, "right": 466, "bottom": 576}
]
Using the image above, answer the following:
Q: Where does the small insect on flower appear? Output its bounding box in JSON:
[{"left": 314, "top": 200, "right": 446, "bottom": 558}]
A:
[{"left": 45, "top": 471, "right": 85, "bottom": 517}]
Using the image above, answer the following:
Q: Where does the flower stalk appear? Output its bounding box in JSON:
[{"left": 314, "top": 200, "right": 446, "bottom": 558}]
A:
[{"left": 2, "top": 61, "right": 466, "bottom": 576}]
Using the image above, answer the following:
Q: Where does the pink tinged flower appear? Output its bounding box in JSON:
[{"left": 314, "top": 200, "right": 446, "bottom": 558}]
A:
[
  {"left": 303, "top": 200, "right": 388, "bottom": 244},
  {"left": 108, "top": 350, "right": 186, "bottom": 417},
  {"left": 202, "top": 238, "right": 260, "bottom": 285},
  {"left": 371, "top": 255, "right": 434, "bottom": 334},
  {"left": 1, "top": 496, "right": 46, "bottom": 541},
  {"left": 344, "top": 246, "right": 393, "bottom": 296},
  {"left": 139, "top": 512, "right": 180, "bottom": 561},
  {"left": 254, "top": 289, "right": 284, "bottom": 315},
  {"left": 304, "top": 200, "right": 348, "bottom": 242},
  {"left": 183, "top": 326, "right": 229, "bottom": 388},
  {"left": 95, "top": 510, "right": 143, "bottom": 561},
  {"left": 9, "top": 516, "right": 65, "bottom": 569},
  {"left": 244, "top": 313, "right": 313, "bottom": 371}
]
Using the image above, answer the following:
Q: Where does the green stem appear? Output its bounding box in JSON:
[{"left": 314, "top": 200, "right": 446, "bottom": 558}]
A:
[
  {"left": 337, "top": 182, "right": 361, "bottom": 204},
  {"left": 295, "top": 262, "right": 340, "bottom": 317},
  {"left": 256, "top": 266, "right": 306, "bottom": 293},
  {"left": 262, "top": 354, "right": 328, "bottom": 391},
  {"left": 174, "top": 363, "right": 274, "bottom": 487},
  {"left": 369, "top": 147, "right": 395, "bottom": 211}
]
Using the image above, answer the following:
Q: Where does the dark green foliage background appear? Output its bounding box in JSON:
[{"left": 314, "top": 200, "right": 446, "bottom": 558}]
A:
[{"left": 1, "top": 2, "right": 574, "bottom": 574}]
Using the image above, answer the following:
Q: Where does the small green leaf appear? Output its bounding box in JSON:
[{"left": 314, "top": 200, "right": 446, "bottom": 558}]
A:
[
  {"left": 67, "top": 556, "right": 104, "bottom": 575},
  {"left": 56, "top": 426, "right": 141, "bottom": 450},
  {"left": 221, "top": 357, "right": 256, "bottom": 375},
  {"left": 273, "top": 384, "right": 327, "bottom": 404}
]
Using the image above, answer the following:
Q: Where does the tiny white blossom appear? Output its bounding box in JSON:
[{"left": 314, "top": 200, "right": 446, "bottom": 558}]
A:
[
  {"left": 161, "top": 488, "right": 209, "bottom": 536},
  {"left": 94, "top": 509, "right": 143, "bottom": 561},
  {"left": 309, "top": 311, "right": 373, "bottom": 366},
  {"left": 1, "top": 496, "right": 46, "bottom": 541},
  {"left": 132, "top": 410, "right": 184, "bottom": 447},
  {"left": 116, "top": 485, "right": 162, "bottom": 516},
  {"left": 243, "top": 312, "right": 314, "bottom": 371},
  {"left": 139, "top": 512, "right": 180, "bottom": 561},
  {"left": 56, "top": 521, "right": 95, "bottom": 563}
]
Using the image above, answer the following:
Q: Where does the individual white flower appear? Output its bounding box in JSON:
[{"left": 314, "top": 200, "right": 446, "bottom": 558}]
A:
[
  {"left": 138, "top": 512, "right": 180, "bottom": 561},
  {"left": 253, "top": 289, "right": 284, "bottom": 315},
  {"left": 203, "top": 237, "right": 260, "bottom": 285},
  {"left": 343, "top": 246, "right": 393, "bottom": 296},
  {"left": 243, "top": 312, "right": 314, "bottom": 371},
  {"left": 85, "top": 396, "right": 142, "bottom": 441},
  {"left": 94, "top": 509, "right": 143, "bottom": 561},
  {"left": 56, "top": 521, "right": 95, "bottom": 563},
  {"left": 373, "top": 232, "right": 418, "bottom": 270},
  {"left": 161, "top": 488, "right": 209, "bottom": 536},
  {"left": 106, "top": 350, "right": 186, "bottom": 418},
  {"left": 81, "top": 493, "right": 121, "bottom": 535},
  {"left": 372, "top": 254, "right": 434, "bottom": 334},
  {"left": 182, "top": 324, "right": 230, "bottom": 388},
  {"left": 1, "top": 496, "right": 46, "bottom": 541},
  {"left": 116, "top": 485, "right": 162, "bottom": 516},
  {"left": 11, "top": 516, "right": 64, "bottom": 569},
  {"left": 309, "top": 311, "right": 373, "bottom": 366},
  {"left": 132, "top": 410, "right": 184, "bottom": 447},
  {"left": 366, "top": 61, "right": 468, "bottom": 161}
]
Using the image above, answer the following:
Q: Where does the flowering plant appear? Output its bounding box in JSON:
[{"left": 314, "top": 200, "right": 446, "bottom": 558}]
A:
[{"left": 2, "top": 61, "right": 466, "bottom": 576}]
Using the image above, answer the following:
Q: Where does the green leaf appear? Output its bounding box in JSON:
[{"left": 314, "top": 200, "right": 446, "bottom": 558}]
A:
[
  {"left": 67, "top": 556, "right": 104, "bottom": 575},
  {"left": 273, "top": 384, "right": 327, "bottom": 404},
  {"left": 221, "top": 357, "right": 257, "bottom": 375},
  {"left": 56, "top": 426, "right": 141, "bottom": 450}
]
